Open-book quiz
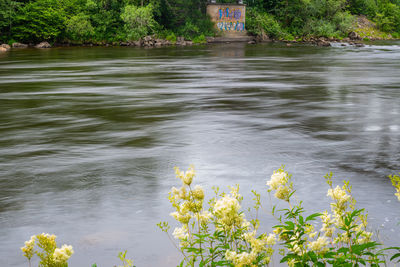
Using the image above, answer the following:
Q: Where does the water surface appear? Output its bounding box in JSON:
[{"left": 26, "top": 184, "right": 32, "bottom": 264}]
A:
[{"left": 1, "top": 42, "right": 400, "bottom": 266}]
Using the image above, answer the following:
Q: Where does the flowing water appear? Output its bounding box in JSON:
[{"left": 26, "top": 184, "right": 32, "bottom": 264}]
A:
[{"left": 1, "top": 42, "right": 400, "bottom": 266}]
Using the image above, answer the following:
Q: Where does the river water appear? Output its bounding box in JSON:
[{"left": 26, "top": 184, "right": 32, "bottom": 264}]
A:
[{"left": 1, "top": 42, "right": 400, "bottom": 266}]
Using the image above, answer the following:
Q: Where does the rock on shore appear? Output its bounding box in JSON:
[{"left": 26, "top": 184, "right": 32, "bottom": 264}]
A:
[
  {"left": 0, "top": 44, "right": 11, "bottom": 52},
  {"left": 12, "top": 42, "right": 28, "bottom": 48},
  {"left": 35, "top": 41, "right": 51, "bottom": 48}
]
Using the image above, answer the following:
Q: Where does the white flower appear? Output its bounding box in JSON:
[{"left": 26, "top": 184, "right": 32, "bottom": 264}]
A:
[
  {"left": 53, "top": 245, "right": 74, "bottom": 263},
  {"left": 265, "top": 233, "right": 276, "bottom": 246},
  {"left": 308, "top": 236, "right": 328, "bottom": 253},
  {"left": 266, "top": 171, "right": 288, "bottom": 190},
  {"left": 327, "top": 186, "right": 351, "bottom": 207},
  {"left": 192, "top": 185, "right": 204, "bottom": 200},
  {"left": 214, "top": 195, "right": 241, "bottom": 227},
  {"left": 172, "top": 226, "right": 189, "bottom": 240}
]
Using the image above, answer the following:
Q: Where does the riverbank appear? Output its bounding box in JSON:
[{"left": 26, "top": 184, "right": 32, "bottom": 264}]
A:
[{"left": 1, "top": 29, "right": 397, "bottom": 52}]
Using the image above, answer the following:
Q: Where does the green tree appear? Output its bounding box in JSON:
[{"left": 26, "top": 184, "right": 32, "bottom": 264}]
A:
[
  {"left": 66, "top": 13, "right": 94, "bottom": 42},
  {"left": 121, "top": 4, "right": 158, "bottom": 40},
  {"left": 0, "top": 0, "right": 20, "bottom": 42},
  {"left": 12, "top": 0, "right": 66, "bottom": 43}
]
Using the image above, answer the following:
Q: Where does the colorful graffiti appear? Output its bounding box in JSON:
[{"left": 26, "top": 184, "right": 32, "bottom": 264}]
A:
[
  {"left": 216, "top": 21, "right": 245, "bottom": 32},
  {"left": 207, "top": 4, "right": 246, "bottom": 33},
  {"left": 218, "top": 8, "right": 242, "bottom": 20}
]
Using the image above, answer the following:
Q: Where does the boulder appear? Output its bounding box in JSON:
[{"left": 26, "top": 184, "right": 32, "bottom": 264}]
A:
[
  {"left": 1, "top": 44, "right": 10, "bottom": 51},
  {"left": 0, "top": 47, "right": 8, "bottom": 52},
  {"left": 35, "top": 41, "right": 51, "bottom": 48},
  {"left": 12, "top": 42, "right": 28, "bottom": 48},
  {"left": 348, "top": 31, "right": 360, "bottom": 40}
]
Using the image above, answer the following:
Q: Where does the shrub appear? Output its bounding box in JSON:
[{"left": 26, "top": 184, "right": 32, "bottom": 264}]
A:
[
  {"left": 120, "top": 4, "right": 158, "bottom": 40},
  {"left": 246, "top": 8, "right": 284, "bottom": 39},
  {"left": 192, "top": 34, "right": 207, "bottom": 44},
  {"left": 65, "top": 13, "right": 94, "bottom": 42}
]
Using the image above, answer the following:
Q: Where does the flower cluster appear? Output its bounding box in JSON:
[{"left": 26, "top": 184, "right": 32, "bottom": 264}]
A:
[
  {"left": 21, "top": 235, "right": 36, "bottom": 260},
  {"left": 163, "top": 166, "right": 276, "bottom": 266},
  {"left": 53, "top": 244, "right": 74, "bottom": 263},
  {"left": 266, "top": 167, "right": 292, "bottom": 201},
  {"left": 21, "top": 233, "right": 74, "bottom": 267}
]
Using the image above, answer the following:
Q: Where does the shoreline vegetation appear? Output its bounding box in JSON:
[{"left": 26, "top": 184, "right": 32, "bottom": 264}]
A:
[
  {"left": 21, "top": 168, "right": 400, "bottom": 267},
  {"left": 1, "top": 0, "right": 400, "bottom": 52}
]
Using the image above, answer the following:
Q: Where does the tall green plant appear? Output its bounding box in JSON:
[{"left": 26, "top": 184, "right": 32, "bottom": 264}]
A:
[{"left": 121, "top": 3, "right": 158, "bottom": 40}]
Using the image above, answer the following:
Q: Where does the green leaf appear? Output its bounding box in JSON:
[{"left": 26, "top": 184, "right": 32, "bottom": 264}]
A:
[
  {"left": 391, "top": 253, "right": 400, "bottom": 261},
  {"left": 305, "top": 213, "right": 322, "bottom": 222}
]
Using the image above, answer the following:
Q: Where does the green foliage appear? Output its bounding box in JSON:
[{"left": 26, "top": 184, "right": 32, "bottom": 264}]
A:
[
  {"left": 0, "top": 0, "right": 399, "bottom": 44},
  {"left": 0, "top": 0, "right": 20, "bottom": 42},
  {"left": 376, "top": 3, "right": 400, "bottom": 33},
  {"left": 117, "top": 250, "right": 135, "bottom": 267},
  {"left": 246, "top": 8, "right": 285, "bottom": 39},
  {"left": 121, "top": 4, "right": 158, "bottom": 40},
  {"left": 12, "top": 0, "right": 66, "bottom": 43},
  {"left": 192, "top": 34, "right": 207, "bottom": 44},
  {"left": 349, "top": 0, "right": 379, "bottom": 18},
  {"left": 65, "top": 13, "right": 94, "bottom": 42}
]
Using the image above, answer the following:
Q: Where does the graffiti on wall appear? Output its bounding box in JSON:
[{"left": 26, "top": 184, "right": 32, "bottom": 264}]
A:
[
  {"left": 216, "top": 7, "right": 245, "bottom": 32},
  {"left": 218, "top": 8, "right": 242, "bottom": 20},
  {"left": 207, "top": 4, "right": 246, "bottom": 33},
  {"left": 216, "top": 21, "right": 245, "bottom": 32}
]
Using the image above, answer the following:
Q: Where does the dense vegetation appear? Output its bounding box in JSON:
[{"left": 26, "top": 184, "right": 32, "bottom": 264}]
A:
[{"left": 0, "top": 0, "right": 399, "bottom": 44}]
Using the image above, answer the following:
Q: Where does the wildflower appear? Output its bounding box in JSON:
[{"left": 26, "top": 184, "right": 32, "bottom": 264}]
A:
[
  {"left": 170, "top": 211, "right": 191, "bottom": 224},
  {"left": 21, "top": 235, "right": 36, "bottom": 260},
  {"left": 214, "top": 195, "right": 241, "bottom": 227},
  {"left": 175, "top": 166, "right": 195, "bottom": 186},
  {"left": 53, "top": 245, "right": 74, "bottom": 263},
  {"left": 192, "top": 185, "right": 204, "bottom": 200},
  {"left": 266, "top": 171, "right": 288, "bottom": 190},
  {"left": 307, "top": 236, "right": 328, "bottom": 253},
  {"left": 198, "top": 211, "right": 212, "bottom": 225},
  {"left": 327, "top": 185, "right": 351, "bottom": 209},
  {"left": 274, "top": 185, "right": 291, "bottom": 201},
  {"left": 172, "top": 226, "right": 189, "bottom": 240},
  {"left": 265, "top": 233, "right": 276, "bottom": 246},
  {"left": 225, "top": 250, "right": 256, "bottom": 267}
]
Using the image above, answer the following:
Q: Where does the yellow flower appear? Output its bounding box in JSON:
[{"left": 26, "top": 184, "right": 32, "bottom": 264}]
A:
[
  {"left": 21, "top": 235, "right": 36, "bottom": 260},
  {"left": 53, "top": 244, "right": 74, "bottom": 263},
  {"left": 192, "top": 185, "right": 204, "bottom": 200},
  {"left": 307, "top": 236, "right": 328, "bottom": 253},
  {"left": 274, "top": 185, "right": 291, "bottom": 200},
  {"left": 172, "top": 226, "right": 189, "bottom": 240},
  {"left": 266, "top": 171, "right": 288, "bottom": 190}
]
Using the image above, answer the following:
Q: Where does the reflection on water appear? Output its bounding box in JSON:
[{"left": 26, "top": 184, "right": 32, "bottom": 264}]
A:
[{"left": 1, "top": 42, "right": 400, "bottom": 266}]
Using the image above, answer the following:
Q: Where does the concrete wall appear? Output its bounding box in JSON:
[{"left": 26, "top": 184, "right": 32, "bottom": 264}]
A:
[{"left": 206, "top": 4, "right": 246, "bottom": 36}]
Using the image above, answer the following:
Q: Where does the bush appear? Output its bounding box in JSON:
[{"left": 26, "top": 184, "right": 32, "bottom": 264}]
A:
[
  {"left": 246, "top": 8, "right": 284, "bottom": 39},
  {"left": 65, "top": 13, "right": 94, "bottom": 42},
  {"left": 120, "top": 4, "right": 158, "bottom": 40},
  {"left": 192, "top": 34, "right": 207, "bottom": 44}
]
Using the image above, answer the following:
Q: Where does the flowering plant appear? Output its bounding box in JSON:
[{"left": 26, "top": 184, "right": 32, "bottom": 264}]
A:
[
  {"left": 21, "top": 233, "right": 73, "bottom": 267},
  {"left": 161, "top": 165, "right": 400, "bottom": 266},
  {"left": 268, "top": 167, "right": 384, "bottom": 266},
  {"left": 158, "top": 166, "right": 275, "bottom": 266}
]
